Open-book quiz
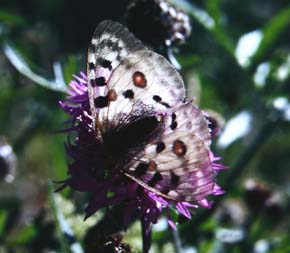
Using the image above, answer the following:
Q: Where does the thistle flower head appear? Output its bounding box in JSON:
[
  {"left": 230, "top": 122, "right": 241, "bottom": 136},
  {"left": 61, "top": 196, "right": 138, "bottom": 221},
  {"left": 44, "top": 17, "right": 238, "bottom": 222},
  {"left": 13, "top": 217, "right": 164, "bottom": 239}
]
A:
[{"left": 59, "top": 73, "right": 225, "bottom": 232}]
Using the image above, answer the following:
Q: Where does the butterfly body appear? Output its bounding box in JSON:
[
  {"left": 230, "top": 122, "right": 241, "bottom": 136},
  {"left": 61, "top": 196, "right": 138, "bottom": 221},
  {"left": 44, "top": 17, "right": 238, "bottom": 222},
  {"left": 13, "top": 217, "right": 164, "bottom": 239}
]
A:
[
  {"left": 86, "top": 20, "right": 215, "bottom": 203},
  {"left": 101, "top": 115, "right": 163, "bottom": 172}
]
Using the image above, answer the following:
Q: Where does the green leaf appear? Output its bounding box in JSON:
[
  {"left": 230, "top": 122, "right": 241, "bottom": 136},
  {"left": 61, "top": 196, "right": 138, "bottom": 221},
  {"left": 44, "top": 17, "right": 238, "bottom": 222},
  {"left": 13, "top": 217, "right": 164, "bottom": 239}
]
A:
[
  {"left": 206, "top": 0, "right": 222, "bottom": 24},
  {"left": 12, "top": 225, "right": 36, "bottom": 244},
  {"left": 0, "top": 10, "right": 27, "bottom": 27},
  {"left": 0, "top": 210, "right": 7, "bottom": 237},
  {"left": 249, "top": 5, "right": 290, "bottom": 72},
  {"left": 3, "top": 43, "right": 69, "bottom": 93},
  {"left": 178, "top": 54, "right": 200, "bottom": 69},
  {"left": 63, "top": 55, "right": 80, "bottom": 83}
]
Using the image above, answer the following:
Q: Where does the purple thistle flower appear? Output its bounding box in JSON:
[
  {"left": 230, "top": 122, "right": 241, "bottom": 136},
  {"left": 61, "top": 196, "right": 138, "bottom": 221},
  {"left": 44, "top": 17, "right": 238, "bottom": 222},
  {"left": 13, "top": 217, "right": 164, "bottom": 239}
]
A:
[{"left": 58, "top": 72, "right": 225, "bottom": 233}]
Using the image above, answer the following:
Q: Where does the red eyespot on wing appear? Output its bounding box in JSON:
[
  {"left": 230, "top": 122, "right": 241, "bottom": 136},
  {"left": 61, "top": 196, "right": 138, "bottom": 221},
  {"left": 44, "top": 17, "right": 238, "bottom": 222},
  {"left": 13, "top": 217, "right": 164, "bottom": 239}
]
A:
[{"left": 133, "top": 71, "right": 147, "bottom": 88}]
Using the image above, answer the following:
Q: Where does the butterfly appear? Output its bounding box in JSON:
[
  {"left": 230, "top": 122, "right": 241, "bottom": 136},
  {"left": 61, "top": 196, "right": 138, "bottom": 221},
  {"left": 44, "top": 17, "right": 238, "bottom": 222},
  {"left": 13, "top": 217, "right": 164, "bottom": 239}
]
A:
[{"left": 86, "top": 20, "right": 215, "bottom": 203}]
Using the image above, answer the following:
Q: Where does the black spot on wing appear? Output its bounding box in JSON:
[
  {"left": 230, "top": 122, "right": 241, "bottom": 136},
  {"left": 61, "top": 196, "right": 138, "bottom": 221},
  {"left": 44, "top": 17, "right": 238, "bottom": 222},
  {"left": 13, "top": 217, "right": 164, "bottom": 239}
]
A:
[
  {"left": 149, "top": 172, "right": 163, "bottom": 187},
  {"left": 134, "top": 162, "right": 149, "bottom": 176},
  {"left": 123, "top": 89, "right": 134, "bottom": 99},
  {"left": 89, "top": 62, "right": 95, "bottom": 70},
  {"left": 90, "top": 79, "right": 96, "bottom": 87},
  {"left": 153, "top": 95, "right": 162, "bottom": 102},
  {"left": 116, "top": 54, "right": 122, "bottom": 62},
  {"left": 170, "top": 121, "right": 178, "bottom": 130},
  {"left": 104, "top": 39, "right": 114, "bottom": 48},
  {"left": 90, "top": 20, "right": 145, "bottom": 68},
  {"left": 172, "top": 113, "right": 176, "bottom": 121},
  {"left": 95, "top": 77, "right": 106, "bottom": 86},
  {"left": 112, "top": 43, "right": 122, "bottom": 52},
  {"left": 98, "top": 39, "right": 122, "bottom": 52},
  {"left": 170, "top": 171, "right": 180, "bottom": 186},
  {"left": 94, "top": 96, "right": 109, "bottom": 108},
  {"left": 170, "top": 113, "right": 178, "bottom": 130},
  {"left": 100, "top": 58, "right": 112, "bottom": 70},
  {"left": 161, "top": 102, "right": 171, "bottom": 108},
  {"left": 156, "top": 141, "right": 165, "bottom": 153},
  {"left": 152, "top": 95, "right": 171, "bottom": 108}
]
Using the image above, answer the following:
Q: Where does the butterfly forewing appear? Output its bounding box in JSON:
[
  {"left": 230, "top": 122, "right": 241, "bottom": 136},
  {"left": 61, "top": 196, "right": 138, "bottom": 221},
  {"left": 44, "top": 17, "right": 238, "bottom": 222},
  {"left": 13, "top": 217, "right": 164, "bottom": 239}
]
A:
[
  {"left": 87, "top": 20, "right": 185, "bottom": 132},
  {"left": 87, "top": 20, "right": 145, "bottom": 128},
  {"left": 97, "top": 50, "right": 186, "bottom": 127}
]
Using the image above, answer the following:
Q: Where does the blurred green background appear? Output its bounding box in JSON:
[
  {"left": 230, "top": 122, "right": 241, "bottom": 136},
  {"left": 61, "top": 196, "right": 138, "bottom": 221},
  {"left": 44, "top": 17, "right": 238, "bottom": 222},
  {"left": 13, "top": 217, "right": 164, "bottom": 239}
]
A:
[{"left": 0, "top": 0, "right": 290, "bottom": 252}]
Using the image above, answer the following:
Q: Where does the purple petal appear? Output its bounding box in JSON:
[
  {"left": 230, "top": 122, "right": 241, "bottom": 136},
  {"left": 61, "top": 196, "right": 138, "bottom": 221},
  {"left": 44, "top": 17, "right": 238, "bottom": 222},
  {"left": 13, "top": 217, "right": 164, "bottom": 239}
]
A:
[
  {"left": 167, "top": 218, "right": 177, "bottom": 230},
  {"left": 213, "top": 184, "right": 225, "bottom": 195},
  {"left": 198, "top": 199, "right": 212, "bottom": 209},
  {"left": 176, "top": 202, "right": 192, "bottom": 219}
]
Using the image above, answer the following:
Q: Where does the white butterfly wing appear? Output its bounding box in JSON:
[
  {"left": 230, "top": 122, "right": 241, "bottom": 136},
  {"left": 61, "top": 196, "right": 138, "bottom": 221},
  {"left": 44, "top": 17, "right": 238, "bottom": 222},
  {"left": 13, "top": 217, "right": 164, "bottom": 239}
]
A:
[
  {"left": 87, "top": 20, "right": 185, "bottom": 131},
  {"left": 127, "top": 102, "right": 214, "bottom": 202},
  {"left": 98, "top": 50, "right": 186, "bottom": 128},
  {"left": 87, "top": 20, "right": 145, "bottom": 128}
]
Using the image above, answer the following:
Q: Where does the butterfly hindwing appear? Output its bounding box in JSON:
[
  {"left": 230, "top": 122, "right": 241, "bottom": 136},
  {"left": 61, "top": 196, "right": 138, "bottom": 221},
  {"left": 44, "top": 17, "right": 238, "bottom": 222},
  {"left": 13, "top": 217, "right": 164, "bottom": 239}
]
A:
[{"left": 127, "top": 102, "right": 214, "bottom": 202}]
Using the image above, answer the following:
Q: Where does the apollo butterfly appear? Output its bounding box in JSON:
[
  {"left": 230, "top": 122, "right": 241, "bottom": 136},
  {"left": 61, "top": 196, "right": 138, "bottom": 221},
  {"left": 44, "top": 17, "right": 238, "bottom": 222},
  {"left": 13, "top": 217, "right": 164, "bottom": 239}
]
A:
[{"left": 84, "top": 20, "right": 216, "bottom": 203}]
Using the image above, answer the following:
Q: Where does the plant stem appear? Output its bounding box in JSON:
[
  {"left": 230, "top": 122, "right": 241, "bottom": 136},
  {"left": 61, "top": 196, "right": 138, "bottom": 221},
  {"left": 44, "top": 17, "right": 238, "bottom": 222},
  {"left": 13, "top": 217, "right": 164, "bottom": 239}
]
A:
[
  {"left": 172, "top": 227, "right": 182, "bottom": 253},
  {"left": 141, "top": 218, "right": 152, "bottom": 253}
]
